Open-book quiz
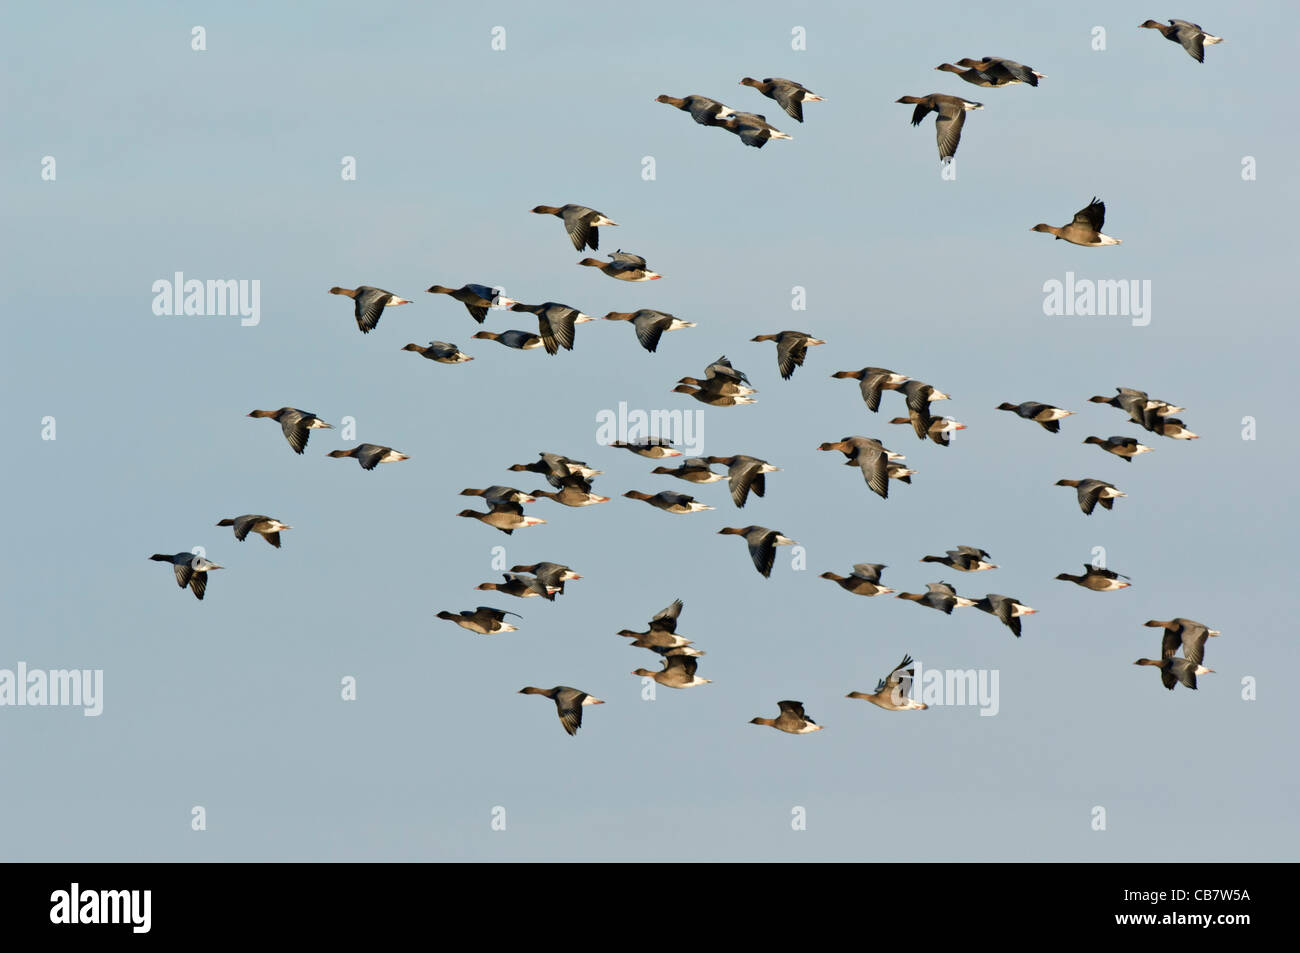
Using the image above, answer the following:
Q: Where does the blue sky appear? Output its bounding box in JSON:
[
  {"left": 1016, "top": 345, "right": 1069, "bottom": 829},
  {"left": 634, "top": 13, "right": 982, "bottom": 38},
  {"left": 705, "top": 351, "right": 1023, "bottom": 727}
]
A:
[{"left": 2, "top": 1, "right": 1295, "bottom": 860}]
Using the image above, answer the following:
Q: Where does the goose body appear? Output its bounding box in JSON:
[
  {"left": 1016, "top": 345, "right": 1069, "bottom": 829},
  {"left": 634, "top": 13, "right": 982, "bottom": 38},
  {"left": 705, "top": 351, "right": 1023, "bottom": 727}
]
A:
[
  {"left": 401, "top": 341, "right": 473, "bottom": 363},
  {"left": 247, "top": 407, "right": 333, "bottom": 455},
  {"left": 425, "top": 283, "right": 516, "bottom": 323},
  {"left": 1055, "top": 478, "right": 1126, "bottom": 515},
  {"left": 750, "top": 700, "right": 824, "bottom": 733},
  {"left": 739, "top": 77, "right": 824, "bottom": 122},
  {"left": 325, "top": 443, "right": 409, "bottom": 470},
  {"left": 1032, "top": 198, "right": 1121, "bottom": 246},
  {"left": 530, "top": 204, "right": 618, "bottom": 252},
  {"left": 847, "top": 655, "right": 927, "bottom": 710},
  {"left": 216, "top": 514, "right": 291, "bottom": 548},
  {"left": 328, "top": 285, "right": 411, "bottom": 333},
  {"left": 149, "top": 551, "right": 223, "bottom": 600},
  {"left": 437, "top": 606, "right": 520, "bottom": 634},
  {"left": 896, "top": 94, "right": 983, "bottom": 160},
  {"left": 518, "top": 685, "right": 604, "bottom": 736},
  {"left": 717, "top": 525, "right": 797, "bottom": 578}
]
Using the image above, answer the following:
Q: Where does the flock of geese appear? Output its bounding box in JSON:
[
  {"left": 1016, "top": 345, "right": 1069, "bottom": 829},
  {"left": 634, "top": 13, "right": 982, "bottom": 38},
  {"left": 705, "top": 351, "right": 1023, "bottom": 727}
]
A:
[{"left": 150, "top": 19, "right": 1225, "bottom": 737}]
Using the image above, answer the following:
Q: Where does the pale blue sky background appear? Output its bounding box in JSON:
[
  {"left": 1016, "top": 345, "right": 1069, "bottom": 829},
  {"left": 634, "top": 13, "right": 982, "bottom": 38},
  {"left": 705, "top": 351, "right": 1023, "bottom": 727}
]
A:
[{"left": 2, "top": 1, "right": 1295, "bottom": 860}]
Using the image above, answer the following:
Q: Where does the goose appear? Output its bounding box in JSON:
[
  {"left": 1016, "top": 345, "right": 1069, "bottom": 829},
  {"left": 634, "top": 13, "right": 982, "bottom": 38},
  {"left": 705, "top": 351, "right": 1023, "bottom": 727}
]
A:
[
  {"left": 622, "top": 490, "right": 713, "bottom": 513},
  {"left": 672, "top": 383, "right": 756, "bottom": 407},
  {"left": 750, "top": 331, "right": 826, "bottom": 380},
  {"left": 888, "top": 412, "right": 965, "bottom": 447},
  {"left": 508, "top": 301, "right": 594, "bottom": 355},
  {"left": 1055, "top": 564, "right": 1132, "bottom": 591},
  {"left": 632, "top": 655, "right": 712, "bottom": 689},
  {"left": 718, "top": 526, "right": 797, "bottom": 578},
  {"left": 749, "top": 700, "right": 824, "bottom": 734},
  {"left": 847, "top": 655, "right": 927, "bottom": 710},
  {"left": 1139, "top": 19, "right": 1222, "bottom": 63},
  {"left": 937, "top": 57, "right": 1045, "bottom": 86},
  {"left": 1083, "top": 435, "right": 1153, "bottom": 461},
  {"left": 530, "top": 473, "right": 611, "bottom": 507},
  {"left": 401, "top": 341, "right": 473, "bottom": 363},
  {"left": 509, "top": 453, "right": 601, "bottom": 482},
  {"left": 328, "top": 286, "right": 411, "bottom": 333},
  {"left": 1031, "top": 198, "right": 1121, "bottom": 246},
  {"left": 518, "top": 686, "right": 604, "bottom": 736},
  {"left": 971, "top": 594, "right": 1036, "bottom": 637},
  {"left": 899, "top": 380, "right": 952, "bottom": 436},
  {"left": 654, "top": 94, "right": 738, "bottom": 126},
  {"left": 651, "top": 457, "right": 727, "bottom": 484},
  {"left": 247, "top": 407, "right": 333, "bottom": 455},
  {"left": 676, "top": 376, "right": 756, "bottom": 398},
  {"left": 216, "top": 515, "right": 291, "bottom": 548},
  {"left": 530, "top": 204, "right": 618, "bottom": 252},
  {"left": 830, "top": 367, "right": 910, "bottom": 412},
  {"left": 425, "top": 284, "right": 516, "bottom": 323},
  {"left": 617, "top": 599, "right": 692, "bottom": 649},
  {"left": 471, "top": 329, "right": 543, "bottom": 350},
  {"left": 896, "top": 582, "right": 975, "bottom": 614},
  {"left": 325, "top": 443, "right": 409, "bottom": 470},
  {"left": 1055, "top": 478, "right": 1126, "bottom": 515},
  {"left": 457, "top": 501, "right": 546, "bottom": 534},
  {"left": 821, "top": 563, "right": 895, "bottom": 597},
  {"left": 720, "top": 111, "right": 793, "bottom": 148},
  {"left": 1133, "top": 657, "right": 1214, "bottom": 691},
  {"left": 921, "top": 546, "right": 997, "bottom": 572},
  {"left": 1145, "top": 618, "right": 1220, "bottom": 666},
  {"left": 459, "top": 486, "right": 536, "bottom": 505},
  {"left": 739, "top": 77, "right": 824, "bottom": 122},
  {"left": 1088, "top": 388, "right": 1182, "bottom": 430},
  {"left": 510, "top": 562, "right": 581, "bottom": 595},
  {"left": 577, "top": 250, "right": 661, "bottom": 282},
  {"left": 149, "top": 552, "right": 222, "bottom": 600},
  {"left": 603, "top": 310, "right": 695, "bottom": 352},
  {"left": 816, "top": 437, "right": 901, "bottom": 499},
  {"left": 896, "top": 94, "right": 983, "bottom": 160},
  {"left": 477, "top": 573, "right": 555, "bottom": 601},
  {"left": 704, "top": 455, "right": 779, "bottom": 508},
  {"left": 436, "top": 606, "right": 520, "bottom": 634},
  {"left": 996, "top": 401, "right": 1075, "bottom": 433},
  {"left": 608, "top": 437, "right": 682, "bottom": 459}
]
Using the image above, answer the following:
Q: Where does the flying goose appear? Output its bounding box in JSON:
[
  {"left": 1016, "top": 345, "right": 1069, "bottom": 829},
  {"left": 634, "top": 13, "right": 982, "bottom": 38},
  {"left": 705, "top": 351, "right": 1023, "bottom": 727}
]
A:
[
  {"left": 896, "top": 94, "right": 983, "bottom": 160},
  {"left": 937, "top": 57, "right": 1045, "bottom": 87},
  {"left": 921, "top": 546, "right": 997, "bottom": 572},
  {"left": 720, "top": 111, "right": 793, "bottom": 148},
  {"left": 1083, "top": 435, "right": 1154, "bottom": 461},
  {"left": 608, "top": 437, "right": 682, "bottom": 459},
  {"left": 896, "top": 582, "right": 975, "bottom": 614},
  {"left": 1031, "top": 198, "right": 1121, "bottom": 246},
  {"left": 705, "top": 455, "right": 779, "bottom": 508},
  {"left": 1139, "top": 19, "right": 1222, "bottom": 63},
  {"left": 577, "top": 250, "right": 661, "bottom": 281},
  {"left": 1134, "top": 657, "right": 1214, "bottom": 691},
  {"left": 325, "top": 443, "right": 409, "bottom": 470},
  {"left": 436, "top": 607, "right": 521, "bottom": 634},
  {"left": 457, "top": 500, "right": 546, "bottom": 534},
  {"left": 476, "top": 573, "right": 556, "bottom": 601},
  {"left": 717, "top": 526, "right": 797, "bottom": 578},
  {"left": 830, "top": 367, "right": 910, "bottom": 412},
  {"left": 401, "top": 341, "right": 473, "bottom": 363},
  {"left": 328, "top": 286, "right": 411, "bottom": 333},
  {"left": 738, "top": 77, "right": 825, "bottom": 122},
  {"left": 996, "top": 401, "right": 1075, "bottom": 432},
  {"left": 750, "top": 331, "right": 826, "bottom": 380},
  {"left": 750, "top": 700, "right": 824, "bottom": 733},
  {"left": 651, "top": 457, "right": 727, "bottom": 484},
  {"left": 508, "top": 301, "right": 594, "bottom": 355},
  {"left": 1055, "top": 478, "right": 1126, "bottom": 515},
  {"left": 622, "top": 490, "right": 714, "bottom": 514},
  {"left": 632, "top": 655, "right": 711, "bottom": 689},
  {"left": 1055, "top": 564, "right": 1132, "bottom": 591},
  {"left": 847, "top": 655, "right": 927, "bottom": 710},
  {"left": 821, "top": 563, "right": 895, "bottom": 597},
  {"left": 216, "top": 515, "right": 291, "bottom": 548},
  {"left": 471, "top": 329, "right": 543, "bottom": 350},
  {"left": 1146, "top": 618, "right": 1220, "bottom": 666},
  {"left": 247, "top": 407, "right": 333, "bottom": 455},
  {"left": 518, "top": 686, "right": 605, "bottom": 736},
  {"left": 603, "top": 310, "right": 695, "bottom": 352},
  {"left": 971, "top": 594, "right": 1036, "bottom": 637},
  {"left": 425, "top": 283, "right": 516, "bottom": 323},
  {"left": 655, "top": 93, "right": 738, "bottom": 126},
  {"left": 149, "top": 551, "right": 222, "bottom": 600},
  {"left": 530, "top": 204, "right": 618, "bottom": 251}
]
